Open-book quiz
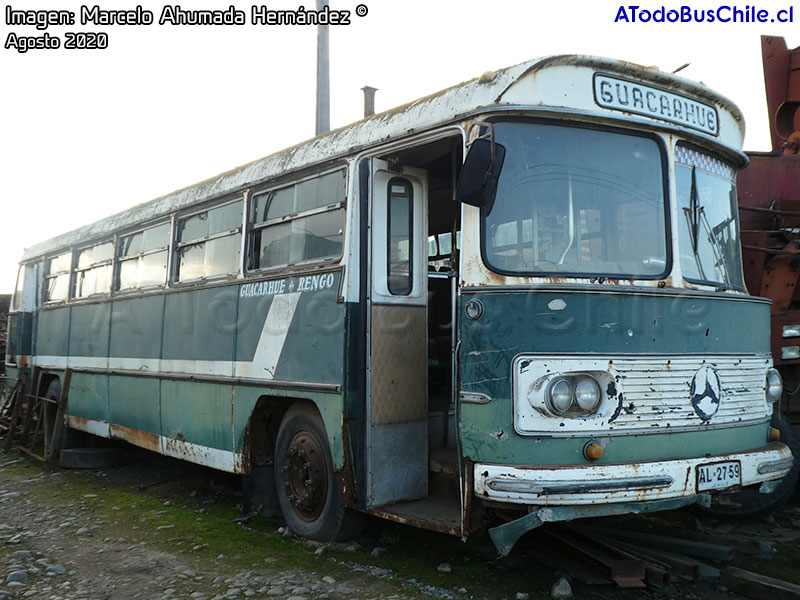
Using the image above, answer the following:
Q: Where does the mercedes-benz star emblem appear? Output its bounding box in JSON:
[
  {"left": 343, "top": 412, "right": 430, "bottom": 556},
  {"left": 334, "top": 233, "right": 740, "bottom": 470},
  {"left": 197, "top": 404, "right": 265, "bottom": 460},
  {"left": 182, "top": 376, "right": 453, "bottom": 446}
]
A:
[{"left": 690, "top": 365, "right": 722, "bottom": 421}]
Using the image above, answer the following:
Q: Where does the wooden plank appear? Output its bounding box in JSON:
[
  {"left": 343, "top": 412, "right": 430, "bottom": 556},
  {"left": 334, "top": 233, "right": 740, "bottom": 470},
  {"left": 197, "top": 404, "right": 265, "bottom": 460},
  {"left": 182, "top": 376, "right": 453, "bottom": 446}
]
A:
[
  {"left": 3, "top": 379, "right": 25, "bottom": 451},
  {"left": 46, "top": 368, "right": 70, "bottom": 463},
  {"left": 17, "top": 445, "right": 46, "bottom": 462},
  {"left": 25, "top": 395, "right": 59, "bottom": 404},
  {"left": 723, "top": 567, "right": 800, "bottom": 600},
  {"left": 17, "top": 397, "right": 37, "bottom": 448}
]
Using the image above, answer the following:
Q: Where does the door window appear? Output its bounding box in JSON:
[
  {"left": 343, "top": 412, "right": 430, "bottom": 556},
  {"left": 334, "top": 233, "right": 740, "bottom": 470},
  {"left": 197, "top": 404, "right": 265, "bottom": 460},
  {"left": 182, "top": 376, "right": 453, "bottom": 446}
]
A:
[{"left": 387, "top": 179, "right": 413, "bottom": 295}]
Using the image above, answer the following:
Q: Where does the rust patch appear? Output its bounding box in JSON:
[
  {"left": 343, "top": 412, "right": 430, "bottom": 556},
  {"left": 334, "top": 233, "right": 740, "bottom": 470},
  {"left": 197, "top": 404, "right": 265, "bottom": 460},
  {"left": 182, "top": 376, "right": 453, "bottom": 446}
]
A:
[
  {"left": 67, "top": 415, "right": 90, "bottom": 428},
  {"left": 164, "top": 435, "right": 196, "bottom": 459},
  {"left": 364, "top": 507, "right": 460, "bottom": 537},
  {"left": 109, "top": 424, "right": 160, "bottom": 453}
]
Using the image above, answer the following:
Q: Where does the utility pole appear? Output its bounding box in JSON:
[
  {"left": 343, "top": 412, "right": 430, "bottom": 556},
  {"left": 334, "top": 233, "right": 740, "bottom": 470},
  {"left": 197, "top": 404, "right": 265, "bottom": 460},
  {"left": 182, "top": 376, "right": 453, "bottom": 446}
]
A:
[{"left": 315, "top": 0, "right": 330, "bottom": 135}]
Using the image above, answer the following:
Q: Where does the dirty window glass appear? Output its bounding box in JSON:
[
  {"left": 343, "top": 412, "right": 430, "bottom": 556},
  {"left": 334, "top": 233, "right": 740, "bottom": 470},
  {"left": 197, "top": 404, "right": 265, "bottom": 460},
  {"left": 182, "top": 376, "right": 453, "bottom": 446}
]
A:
[
  {"left": 254, "top": 170, "right": 347, "bottom": 224},
  {"left": 675, "top": 145, "right": 744, "bottom": 290},
  {"left": 119, "top": 223, "right": 170, "bottom": 258},
  {"left": 174, "top": 200, "right": 243, "bottom": 282},
  {"left": 178, "top": 201, "right": 243, "bottom": 243},
  {"left": 387, "top": 179, "right": 413, "bottom": 295},
  {"left": 73, "top": 242, "right": 113, "bottom": 298},
  {"left": 116, "top": 223, "right": 170, "bottom": 291},
  {"left": 11, "top": 265, "right": 26, "bottom": 311},
  {"left": 257, "top": 210, "right": 344, "bottom": 269},
  {"left": 118, "top": 251, "right": 168, "bottom": 291},
  {"left": 46, "top": 252, "right": 71, "bottom": 277},
  {"left": 44, "top": 252, "right": 71, "bottom": 302},
  {"left": 77, "top": 242, "right": 113, "bottom": 269},
  {"left": 75, "top": 264, "right": 112, "bottom": 298},
  {"left": 483, "top": 122, "right": 667, "bottom": 278},
  {"left": 176, "top": 234, "right": 241, "bottom": 282},
  {"left": 250, "top": 169, "right": 346, "bottom": 270}
]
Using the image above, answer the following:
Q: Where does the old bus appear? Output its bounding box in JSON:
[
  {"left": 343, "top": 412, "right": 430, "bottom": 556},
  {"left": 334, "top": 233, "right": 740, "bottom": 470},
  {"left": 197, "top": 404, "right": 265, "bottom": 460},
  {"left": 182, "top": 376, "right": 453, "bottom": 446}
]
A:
[{"left": 4, "top": 54, "right": 792, "bottom": 554}]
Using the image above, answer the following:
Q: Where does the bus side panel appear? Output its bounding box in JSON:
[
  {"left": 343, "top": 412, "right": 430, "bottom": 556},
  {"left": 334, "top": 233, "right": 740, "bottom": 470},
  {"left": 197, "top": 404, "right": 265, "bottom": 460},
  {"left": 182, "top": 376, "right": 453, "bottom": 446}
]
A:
[
  {"left": 68, "top": 372, "right": 109, "bottom": 427},
  {"left": 107, "top": 375, "right": 161, "bottom": 450},
  {"left": 162, "top": 286, "right": 237, "bottom": 370},
  {"left": 272, "top": 286, "right": 344, "bottom": 384},
  {"left": 109, "top": 295, "right": 164, "bottom": 362},
  {"left": 106, "top": 296, "right": 164, "bottom": 444},
  {"left": 37, "top": 307, "right": 70, "bottom": 359},
  {"left": 6, "top": 312, "right": 33, "bottom": 362},
  {"left": 160, "top": 379, "right": 235, "bottom": 468},
  {"left": 70, "top": 302, "right": 110, "bottom": 366},
  {"left": 234, "top": 272, "right": 344, "bottom": 385}
]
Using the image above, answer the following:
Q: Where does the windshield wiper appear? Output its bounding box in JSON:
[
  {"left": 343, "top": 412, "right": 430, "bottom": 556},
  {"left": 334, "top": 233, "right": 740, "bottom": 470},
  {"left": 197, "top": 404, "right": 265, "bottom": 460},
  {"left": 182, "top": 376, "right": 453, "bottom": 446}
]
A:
[
  {"left": 690, "top": 166, "right": 699, "bottom": 252},
  {"left": 697, "top": 206, "right": 732, "bottom": 288},
  {"left": 682, "top": 166, "right": 707, "bottom": 280}
]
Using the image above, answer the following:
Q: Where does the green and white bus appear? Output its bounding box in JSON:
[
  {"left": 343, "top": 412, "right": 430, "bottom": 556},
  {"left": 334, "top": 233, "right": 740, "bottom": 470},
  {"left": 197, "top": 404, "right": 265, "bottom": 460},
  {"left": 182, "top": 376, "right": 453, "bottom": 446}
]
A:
[{"left": 5, "top": 54, "right": 792, "bottom": 554}]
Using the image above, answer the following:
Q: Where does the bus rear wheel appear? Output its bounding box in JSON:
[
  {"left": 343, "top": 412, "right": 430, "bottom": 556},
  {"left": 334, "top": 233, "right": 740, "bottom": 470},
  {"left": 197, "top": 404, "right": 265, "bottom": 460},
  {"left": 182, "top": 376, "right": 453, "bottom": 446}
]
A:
[{"left": 274, "top": 405, "right": 361, "bottom": 541}]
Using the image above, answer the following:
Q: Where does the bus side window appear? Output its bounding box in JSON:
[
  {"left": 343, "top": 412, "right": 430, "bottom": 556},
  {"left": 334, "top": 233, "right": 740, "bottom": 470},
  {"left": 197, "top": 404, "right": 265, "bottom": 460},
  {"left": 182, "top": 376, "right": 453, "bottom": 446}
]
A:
[
  {"left": 44, "top": 251, "right": 71, "bottom": 303},
  {"left": 116, "top": 222, "right": 170, "bottom": 291},
  {"left": 387, "top": 178, "right": 413, "bottom": 295},
  {"left": 174, "top": 200, "right": 243, "bottom": 282},
  {"left": 11, "top": 265, "right": 25, "bottom": 311},
  {"left": 249, "top": 169, "right": 346, "bottom": 271},
  {"left": 73, "top": 241, "right": 113, "bottom": 298}
]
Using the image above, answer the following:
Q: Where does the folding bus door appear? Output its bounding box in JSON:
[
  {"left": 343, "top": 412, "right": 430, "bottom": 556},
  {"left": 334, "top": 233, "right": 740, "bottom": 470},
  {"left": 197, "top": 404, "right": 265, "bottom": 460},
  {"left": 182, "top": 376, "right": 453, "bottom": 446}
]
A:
[{"left": 366, "top": 159, "right": 429, "bottom": 508}]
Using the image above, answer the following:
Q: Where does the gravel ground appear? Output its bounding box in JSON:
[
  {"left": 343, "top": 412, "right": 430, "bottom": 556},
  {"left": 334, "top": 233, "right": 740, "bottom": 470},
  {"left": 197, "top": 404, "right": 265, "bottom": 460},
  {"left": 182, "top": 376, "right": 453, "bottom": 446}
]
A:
[
  {"left": 2, "top": 447, "right": 800, "bottom": 600},
  {"left": 0, "top": 452, "right": 423, "bottom": 600}
]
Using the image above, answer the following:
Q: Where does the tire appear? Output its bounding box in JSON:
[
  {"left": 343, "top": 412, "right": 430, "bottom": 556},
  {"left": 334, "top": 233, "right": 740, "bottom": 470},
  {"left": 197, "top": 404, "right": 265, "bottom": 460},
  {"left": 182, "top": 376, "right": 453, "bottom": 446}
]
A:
[
  {"left": 701, "top": 413, "right": 800, "bottom": 518},
  {"left": 60, "top": 447, "right": 123, "bottom": 469},
  {"left": 274, "top": 405, "right": 361, "bottom": 541}
]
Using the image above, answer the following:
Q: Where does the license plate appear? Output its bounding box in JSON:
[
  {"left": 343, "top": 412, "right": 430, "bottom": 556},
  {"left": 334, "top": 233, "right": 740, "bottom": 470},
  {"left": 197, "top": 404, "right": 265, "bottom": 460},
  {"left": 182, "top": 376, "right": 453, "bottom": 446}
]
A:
[{"left": 696, "top": 461, "right": 742, "bottom": 492}]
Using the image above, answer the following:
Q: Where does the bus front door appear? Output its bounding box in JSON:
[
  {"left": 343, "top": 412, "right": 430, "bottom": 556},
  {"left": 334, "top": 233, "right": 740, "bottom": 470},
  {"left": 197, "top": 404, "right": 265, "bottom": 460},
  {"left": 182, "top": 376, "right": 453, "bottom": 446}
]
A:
[{"left": 366, "top": 159, "right": 429, "bottom": 508}]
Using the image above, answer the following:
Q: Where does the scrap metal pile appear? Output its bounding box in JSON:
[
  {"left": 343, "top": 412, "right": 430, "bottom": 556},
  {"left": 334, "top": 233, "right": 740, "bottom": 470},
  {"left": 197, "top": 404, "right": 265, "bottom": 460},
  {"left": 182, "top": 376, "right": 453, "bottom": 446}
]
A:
[{"left": 527, "top": 521, "right": 800, "bottom": 598}]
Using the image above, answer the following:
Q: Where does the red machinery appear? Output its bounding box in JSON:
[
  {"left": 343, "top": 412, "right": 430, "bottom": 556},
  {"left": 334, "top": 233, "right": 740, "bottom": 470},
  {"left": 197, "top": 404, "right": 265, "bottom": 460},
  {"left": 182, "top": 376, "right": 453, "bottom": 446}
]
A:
[{"left": 738, "top": 36, "right": 800, "bottom": 421}]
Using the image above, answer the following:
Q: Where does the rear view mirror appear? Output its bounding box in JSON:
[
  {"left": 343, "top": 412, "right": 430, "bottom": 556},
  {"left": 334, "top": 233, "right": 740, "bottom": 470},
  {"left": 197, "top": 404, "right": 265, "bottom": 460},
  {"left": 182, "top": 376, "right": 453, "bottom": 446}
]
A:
[{"left": 456, "top": 138, "right": 506, "bottom": 208}]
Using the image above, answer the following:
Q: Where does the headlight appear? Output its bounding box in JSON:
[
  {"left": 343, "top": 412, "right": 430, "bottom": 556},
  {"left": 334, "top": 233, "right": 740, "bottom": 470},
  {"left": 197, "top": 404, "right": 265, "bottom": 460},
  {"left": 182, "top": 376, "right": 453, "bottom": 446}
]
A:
[
  {"left": 547, "top": 379, "right": 573, "bottom": 414},
  {"left": 575, "top": 377, "right": 601, "bottom": 411},
  {"left": 766, "top": 368, "right": 783, "bottom": 403},
  {"left": 544, "top": 375, "right": 603, "bottom": 416}
]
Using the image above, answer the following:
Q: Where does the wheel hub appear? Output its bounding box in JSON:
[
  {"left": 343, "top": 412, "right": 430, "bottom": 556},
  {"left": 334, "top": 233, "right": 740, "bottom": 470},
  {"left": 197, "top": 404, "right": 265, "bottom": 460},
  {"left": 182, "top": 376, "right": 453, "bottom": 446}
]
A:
[{"left": 282, "top": 429, "right": 327, "bottom": 521}]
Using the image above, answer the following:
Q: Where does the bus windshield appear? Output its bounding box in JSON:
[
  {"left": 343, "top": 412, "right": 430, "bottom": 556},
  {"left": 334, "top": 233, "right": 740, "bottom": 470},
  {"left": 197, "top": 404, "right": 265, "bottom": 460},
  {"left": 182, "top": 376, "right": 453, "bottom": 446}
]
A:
[
  {"left": 675, "top": 145, "right": 745, "bottom": 290},
  {"left": 483, "top": 121, "right": 668, "bottom": 278}
]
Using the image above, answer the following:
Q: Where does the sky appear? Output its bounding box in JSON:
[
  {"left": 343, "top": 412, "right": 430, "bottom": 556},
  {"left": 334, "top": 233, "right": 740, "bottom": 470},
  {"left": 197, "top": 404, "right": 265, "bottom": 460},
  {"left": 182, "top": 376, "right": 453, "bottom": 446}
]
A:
[{"left": 1, "top": 0, "right": 798, "bottom": 293}]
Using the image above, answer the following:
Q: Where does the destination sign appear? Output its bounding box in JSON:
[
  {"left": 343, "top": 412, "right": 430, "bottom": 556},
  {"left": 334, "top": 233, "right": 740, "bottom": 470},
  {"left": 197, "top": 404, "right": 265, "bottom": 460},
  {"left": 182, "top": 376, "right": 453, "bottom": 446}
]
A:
[
  {"left": 239, "top": 272, "right": 337, "bottom": 298},
  {"left": 593, "top": 73, "right": 719, "bottom": 136}
]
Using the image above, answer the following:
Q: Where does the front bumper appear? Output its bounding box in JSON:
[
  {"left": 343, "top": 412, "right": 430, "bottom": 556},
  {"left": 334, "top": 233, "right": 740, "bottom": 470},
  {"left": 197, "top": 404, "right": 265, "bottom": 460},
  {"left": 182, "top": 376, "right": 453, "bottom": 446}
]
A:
[{"left": 475, "top": 442, "right": 792, "bottom": 505}]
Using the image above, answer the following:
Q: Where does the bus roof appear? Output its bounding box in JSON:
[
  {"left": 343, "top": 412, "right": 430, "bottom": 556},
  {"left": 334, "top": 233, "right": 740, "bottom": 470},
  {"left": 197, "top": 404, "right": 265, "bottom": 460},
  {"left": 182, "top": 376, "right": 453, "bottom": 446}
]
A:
[{"left": 22, "top": 54, "right": 744, "bottom": 263}]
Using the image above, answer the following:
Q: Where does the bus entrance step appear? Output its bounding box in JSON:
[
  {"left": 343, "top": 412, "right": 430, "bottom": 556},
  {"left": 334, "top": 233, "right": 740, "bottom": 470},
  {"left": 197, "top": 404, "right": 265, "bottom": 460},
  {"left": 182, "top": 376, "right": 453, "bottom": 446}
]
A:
[{"left": 367, "top": 489, "right": 461, "bottom": 536}]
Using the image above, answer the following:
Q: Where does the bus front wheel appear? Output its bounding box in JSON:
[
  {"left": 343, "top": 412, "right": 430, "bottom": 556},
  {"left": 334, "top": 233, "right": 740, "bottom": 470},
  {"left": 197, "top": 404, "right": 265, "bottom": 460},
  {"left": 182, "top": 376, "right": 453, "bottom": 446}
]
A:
[{"left": 274, "top": 405, "right": 361, "bottom": 541}]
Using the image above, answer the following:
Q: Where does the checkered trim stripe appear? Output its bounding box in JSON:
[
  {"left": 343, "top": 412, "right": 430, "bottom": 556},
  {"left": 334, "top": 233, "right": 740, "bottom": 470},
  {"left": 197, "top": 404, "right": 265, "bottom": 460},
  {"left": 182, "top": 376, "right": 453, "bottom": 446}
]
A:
[{"left": 675, "top": 146, "right": 735, "bottom": 181}]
